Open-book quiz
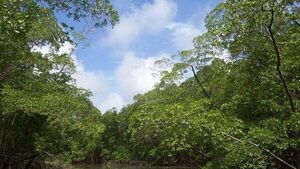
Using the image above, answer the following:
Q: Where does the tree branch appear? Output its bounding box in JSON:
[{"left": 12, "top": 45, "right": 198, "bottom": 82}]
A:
[
  {"left": 57, "top": 25, "right": 96, "bottom": 76},
  {"left": 224, "top": 133, "right": 297, "bottom": 169},
  {"left": 189, "top": 65, "right": 210, "bottom": 98},
  {"left": 265, "top": 6, "right": 295, "bottom": 112},
  {"left": 292, "top": 19, "right": 300, "bottom": 26}
]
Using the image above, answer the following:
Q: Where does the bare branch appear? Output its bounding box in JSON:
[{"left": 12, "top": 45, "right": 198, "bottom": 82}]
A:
[
  {"left": 224, "top": 133, "right": 297, "bottom": 169},
  {"left": 57, "top": 25, "right": 96, "bottom": 76}
]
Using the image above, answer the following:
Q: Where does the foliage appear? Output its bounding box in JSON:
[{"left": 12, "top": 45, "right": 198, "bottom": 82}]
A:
[
  {"left": 0, "top": 0, "right": 118, "bottom": 168},
  {"left": 102, "top": 0, "right": 299, "bottom": 168},
  {"left": 1, "top": 0, "right": 299, "bottom": 169},
  {"left": 99, "top": 108, "right": 131, "bottom": 161}
]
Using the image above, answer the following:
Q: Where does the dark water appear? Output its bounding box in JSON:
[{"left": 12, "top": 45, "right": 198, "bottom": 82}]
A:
[{"left": 74, "top": 164, "right": 196, "bottom": 169}]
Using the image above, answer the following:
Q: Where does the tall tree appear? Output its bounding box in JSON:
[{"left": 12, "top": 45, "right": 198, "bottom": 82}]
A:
[{"left": 0, "top": 0, "right": 118, "bottom": 168}]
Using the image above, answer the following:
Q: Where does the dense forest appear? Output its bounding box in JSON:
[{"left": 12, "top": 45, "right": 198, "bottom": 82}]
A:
[{"left": 0, "top": 0, "right": 299, "bottom": 169}]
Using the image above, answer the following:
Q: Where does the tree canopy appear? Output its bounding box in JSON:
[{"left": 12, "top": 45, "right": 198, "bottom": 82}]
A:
[
  {"left": 0, "top": 0, "right": 118, "bottom": 168},
  {"left": 0, "top": 0, "right": 299, "bottom": 169}
]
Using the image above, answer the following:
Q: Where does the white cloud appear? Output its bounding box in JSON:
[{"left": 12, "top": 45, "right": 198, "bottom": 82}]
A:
[
  {"left": 72, "top": 61, "right": 106, "bottom": 94},
  {"left": 54, "top": 43, "right": 107, "bottom": 95},
  {"left": 102, "top": 0, "right": 203, "bottom": 52},
  {"left": 32, "top": 0, "right": 208, "bottom": 112},
  {"left": 57, "top": 44, "right": 132, "bottom": 112},
  {"left": 115, "top": 52, "right": 166, "bottom": 99},
  {"left": 96, "top": 92, "right": 125, "bottom": 111},
  {"left": 104, "top": 0, "right": 177, "bottom": 47},
  {"left": 33, "top": 43, "right": 110, "bottom": 111},
  {"left": 167, "top": 23, "right": 201, "bottom": 50}
]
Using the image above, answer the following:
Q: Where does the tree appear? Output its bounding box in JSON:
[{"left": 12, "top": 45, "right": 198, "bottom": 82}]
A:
[
  {"left": 131, "top": 0, "right": 300, "bottom": 168},
  {"left": 0, "top": 0, "right": 118, "bottom": 168},
  {"left": 205, "top": 0, "right": 299, "bottom": 113}
]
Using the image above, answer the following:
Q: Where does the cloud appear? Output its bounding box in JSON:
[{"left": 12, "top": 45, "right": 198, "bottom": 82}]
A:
[
  {"left": 33, "top": 43, "right": 110, "bottom": 111},
  {"left": 96, "top": 0, "right": 204, "bottom": 110},
  {"left": 115, "top": 52, "right": 167, "bottom": 99},
  {"left": 72, "top": 61, "right": 106, "bottom": 95},
  {"left": 104, "top": 0, "right": 177, "bottom": 47},
  {"left": 32, "top": 0, "right": 209, "bottom": 112},
  {"left": 102, "top": 0, "right": 203, "bottom": 52},
  {"left": 96, "top": 92, "right": 125, "bottom": 111},
  {"left": 167, "top": 23, "right": 201, "bottom": 50},
  {"left": 52, "top": 43, "right": 107, "bottom": 95}
]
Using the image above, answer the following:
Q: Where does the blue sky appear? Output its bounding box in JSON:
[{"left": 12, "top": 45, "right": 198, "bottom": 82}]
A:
[{"left": 66, "top": 0, "right": 222, "bottom": 111}]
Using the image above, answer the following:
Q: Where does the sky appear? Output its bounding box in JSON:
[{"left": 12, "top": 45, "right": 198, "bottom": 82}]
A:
[{"left": 65, "top": 0, "right": 222, "bottom": 112}]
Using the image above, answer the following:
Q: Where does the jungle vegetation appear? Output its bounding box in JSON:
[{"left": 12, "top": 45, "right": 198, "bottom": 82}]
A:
[{"left": 0, "top": 0, "right": 299, "bottom": 169}]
